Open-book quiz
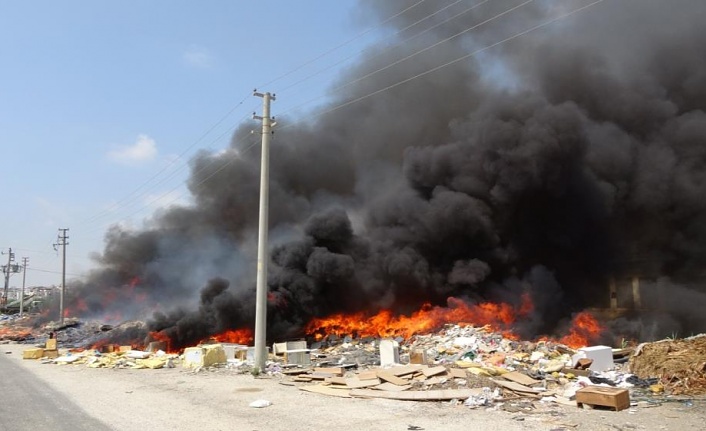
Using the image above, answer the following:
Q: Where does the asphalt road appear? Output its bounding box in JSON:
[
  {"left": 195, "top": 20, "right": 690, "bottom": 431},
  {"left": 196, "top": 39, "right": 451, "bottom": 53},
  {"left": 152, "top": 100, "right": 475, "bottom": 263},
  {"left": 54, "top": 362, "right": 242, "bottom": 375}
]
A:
[{"left": 0, "top": 351, "right": 113, "bottom": 431}]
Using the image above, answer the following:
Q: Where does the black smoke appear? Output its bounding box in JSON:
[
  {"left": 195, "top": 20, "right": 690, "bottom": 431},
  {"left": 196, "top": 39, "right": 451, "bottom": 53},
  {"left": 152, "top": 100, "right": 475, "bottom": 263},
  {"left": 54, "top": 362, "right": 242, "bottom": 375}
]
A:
[{"left": 61, "top": 0, "right": 706, "bottom": 343}]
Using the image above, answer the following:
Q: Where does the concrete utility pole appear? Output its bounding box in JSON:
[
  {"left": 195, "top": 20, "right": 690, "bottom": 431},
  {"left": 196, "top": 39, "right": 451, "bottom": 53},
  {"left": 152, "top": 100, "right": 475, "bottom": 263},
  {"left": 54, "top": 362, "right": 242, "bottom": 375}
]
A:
[
  {"left": 252, "top": 90, "right": 276, "bottom": 372},
  {"left": 54, "top": 228, "right": 69, "bottom": 324},
  {"left": 2, "top": 248, "right": 20, "bottom": 307},
  {"left": 20, "top": 257, "right": 28, "bottom": 317}
]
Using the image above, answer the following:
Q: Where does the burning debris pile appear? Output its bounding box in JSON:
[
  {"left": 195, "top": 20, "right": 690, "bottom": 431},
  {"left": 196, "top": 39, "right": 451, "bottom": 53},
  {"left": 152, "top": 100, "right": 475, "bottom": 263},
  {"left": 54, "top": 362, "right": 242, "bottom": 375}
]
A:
[
  {"left": 11, "top": 310, "right": 706, "bottom": 406},
  {"left": 43, "top": 1, "right": 706, "bottom": 351}
]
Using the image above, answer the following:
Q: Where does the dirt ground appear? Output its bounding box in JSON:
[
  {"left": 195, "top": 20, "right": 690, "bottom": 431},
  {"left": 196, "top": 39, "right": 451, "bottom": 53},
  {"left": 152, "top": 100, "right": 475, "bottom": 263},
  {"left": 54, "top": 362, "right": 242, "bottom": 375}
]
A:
[{"left": 1, "top": 343, "right": 705, "bottom": 431}]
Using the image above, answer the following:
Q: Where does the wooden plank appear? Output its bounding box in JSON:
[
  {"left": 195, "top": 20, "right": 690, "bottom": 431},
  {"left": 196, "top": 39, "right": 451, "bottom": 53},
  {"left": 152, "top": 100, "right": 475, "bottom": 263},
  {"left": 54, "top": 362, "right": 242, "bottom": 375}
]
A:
[
  {"left": 307, "top": 373, "right": 327, "bottom": 380},
  {"left": 346, "top": 377, "right": 381, "bottom": 389},
  {"left": 377, "top": 371, "right": 409, "bottom": 386},
  {"left": 422, "top": 366, "right": 447, "bottom": 377},
  {"left": 455, "top": 361, "right": 482, "bottom": 368},
  {"left": 324, "top": 376, "right": 348, "bottom": 386},
  {"left": 350, "top": 388, "right": 482, "bottom": 401},
  {"left": 293, "top": 376, "right": 312, "bottom": 382},
  {"left": 314, "top": 367, "right": 344, "bottom": 376},
  {"left": 449, "top": 368, "right": 467, "bottom": 379},
  {"left": 501, "top": 371, "right": 540, "bottom": 386},
  {"left": 390, "top": 364, "right": 424, "bottom": 377},
  {"left": 300, "top": 384, "right": 352, "bottom": 398},
  {"left": 490, "top": 378, "right": 543, "bottom": 394},
  {"left": 374, "top": 382, "right": 412, "bottom": 392},
  {"left": 357, "top": 370, "right": 379, "bottom": 380},
  {"left": 423, "top": 377, "right": 442, "bottom": 386}
]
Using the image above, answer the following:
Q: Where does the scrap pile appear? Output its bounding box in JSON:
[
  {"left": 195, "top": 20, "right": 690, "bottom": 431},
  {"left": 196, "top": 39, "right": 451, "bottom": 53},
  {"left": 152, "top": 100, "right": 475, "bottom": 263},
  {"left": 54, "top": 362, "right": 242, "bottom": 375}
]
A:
[
  {"left": 0, "top": 314, "right": 33, "bottom": 341},
  {"left": 272, "top": 324, "right": 637, "bottom": 410},
  {"left": 9, "top": 315, "right": 706, "bottom": 409},
  {"left": 21, "top": 343, "right": 179, "bottom": 369},
  {"left": 629, "top": 335, "right": 706, "bottom": 395}
]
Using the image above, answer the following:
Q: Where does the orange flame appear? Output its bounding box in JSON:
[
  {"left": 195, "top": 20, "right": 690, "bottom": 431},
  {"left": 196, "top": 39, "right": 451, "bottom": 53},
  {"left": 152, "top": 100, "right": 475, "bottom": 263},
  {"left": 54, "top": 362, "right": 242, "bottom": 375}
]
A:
[
  {"left": 0, "top": 326, "right": 33, "bottom": 341},
  {"left": 149, "top": 330, "right": 173, "bottom": 352},
  {"left": 305, "top": 296, "right": 532, "bottom": 341},
  {"left": 212, "top": 328, "right": 254, "bottom": 345},
  {"left": 305, "top": 296, "right": 606, "bottom": 348},
  {"left": 64, "top": 297, "right": 88, "bottom": 318},
  {"left": 559, "top": 311, "right": 605, "bottom": 348}
]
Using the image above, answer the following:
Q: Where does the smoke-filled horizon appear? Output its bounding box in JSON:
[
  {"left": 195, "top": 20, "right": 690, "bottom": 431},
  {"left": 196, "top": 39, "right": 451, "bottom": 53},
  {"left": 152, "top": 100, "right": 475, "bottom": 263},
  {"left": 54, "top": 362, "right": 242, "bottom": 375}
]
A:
[{"left": 58, "top": 0, "right": 706, "bottom": 348}]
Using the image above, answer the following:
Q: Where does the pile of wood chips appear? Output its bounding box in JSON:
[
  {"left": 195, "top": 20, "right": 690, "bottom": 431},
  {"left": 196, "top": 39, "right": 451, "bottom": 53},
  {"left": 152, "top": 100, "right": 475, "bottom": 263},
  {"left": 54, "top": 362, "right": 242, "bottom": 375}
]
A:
[{"left": 628, "top": 334, "right": 706, "bottom": 395}]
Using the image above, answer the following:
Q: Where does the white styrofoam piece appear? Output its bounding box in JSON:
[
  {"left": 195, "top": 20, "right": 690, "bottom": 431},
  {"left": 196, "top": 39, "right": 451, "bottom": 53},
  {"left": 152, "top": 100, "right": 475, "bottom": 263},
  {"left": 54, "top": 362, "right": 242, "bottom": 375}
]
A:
[{"left": 578, "top": 345, "right": 613, "bottom": 371}]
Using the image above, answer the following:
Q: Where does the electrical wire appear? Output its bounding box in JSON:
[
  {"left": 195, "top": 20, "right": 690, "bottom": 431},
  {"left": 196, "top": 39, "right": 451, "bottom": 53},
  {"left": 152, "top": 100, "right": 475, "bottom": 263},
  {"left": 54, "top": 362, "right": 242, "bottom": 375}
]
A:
[
  {"left": 277, "top": 0, "right": 533, "bottom": 118},
  {"left": 76, "top": 0, "right": 605, "bottom": 236},
  {"left": 256, "top": 0, "right": 427, "bottom": 91},
  {"left": 77, "top": 2, "right": 433, "bottom": 230},
  {"left": 273, "top": 0, "right": 483, "bottom": 96},
  {"left": 278, "top": 0, "right": 605, "bottom": 128}
]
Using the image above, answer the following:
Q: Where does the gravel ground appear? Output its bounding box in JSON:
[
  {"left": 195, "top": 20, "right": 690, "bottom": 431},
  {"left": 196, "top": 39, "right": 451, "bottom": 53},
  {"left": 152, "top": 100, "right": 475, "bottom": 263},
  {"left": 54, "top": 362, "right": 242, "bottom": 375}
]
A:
[{"left": 1, "top": 343, "right": 705, "bottom": 431}]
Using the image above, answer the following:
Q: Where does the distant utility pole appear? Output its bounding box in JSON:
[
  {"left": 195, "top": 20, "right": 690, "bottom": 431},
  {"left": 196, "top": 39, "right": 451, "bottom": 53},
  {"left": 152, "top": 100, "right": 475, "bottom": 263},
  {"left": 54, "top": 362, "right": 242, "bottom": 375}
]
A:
[
  {"left": 252, "top": 90, "right": 276, "bottom": 372},
  {"left": 54, "top": 228, "right": 69, "bottom": 324},
  {"left": 2, "top": 248, "right": 20, "bottom": 307},
  {"left": 20, "top": 257, "right": 28, "bottom": 317}
]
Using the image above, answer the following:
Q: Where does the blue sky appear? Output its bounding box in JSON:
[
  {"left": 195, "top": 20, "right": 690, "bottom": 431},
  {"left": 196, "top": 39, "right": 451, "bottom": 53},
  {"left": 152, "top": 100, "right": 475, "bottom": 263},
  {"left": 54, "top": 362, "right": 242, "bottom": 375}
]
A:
[{"left": 0, "top": 0, "right": 378, "bottom": 288}]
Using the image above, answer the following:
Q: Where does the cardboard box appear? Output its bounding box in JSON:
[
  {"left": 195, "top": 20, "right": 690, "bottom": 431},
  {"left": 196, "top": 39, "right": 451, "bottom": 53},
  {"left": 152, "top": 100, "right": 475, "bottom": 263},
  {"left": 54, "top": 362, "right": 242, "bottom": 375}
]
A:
[
  {"left": 409, "top": 348, "right": 428, "bottom": 365},
  {"left": 43, "top": 349, "right": 59, "bottom": 359},
  {"left": 183, "top": 344, "right": 227, "bottom": 368},
  {"left": 576, "top": 386, "right": 630, "bottom": 411},
  {"left": 45, "top": 339, "right": 57, "bottom": 350},
  {"left": 22, "top": 348, "right": 44, "bottom": 359}
]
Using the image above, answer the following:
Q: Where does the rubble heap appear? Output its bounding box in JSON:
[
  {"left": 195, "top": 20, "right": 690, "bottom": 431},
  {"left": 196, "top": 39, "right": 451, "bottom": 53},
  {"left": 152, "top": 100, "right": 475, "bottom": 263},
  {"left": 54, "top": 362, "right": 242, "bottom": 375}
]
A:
[
  {"left": 629, "top": 335, "right": 706, "bottom": 395},
  {"left": 7, "top": 312, "right": 706, "bottom": 406}
]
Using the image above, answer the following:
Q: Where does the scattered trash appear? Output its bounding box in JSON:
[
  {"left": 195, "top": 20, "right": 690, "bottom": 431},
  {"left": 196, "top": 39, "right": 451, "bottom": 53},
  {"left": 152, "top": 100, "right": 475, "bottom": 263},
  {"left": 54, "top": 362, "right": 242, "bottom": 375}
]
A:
[
  {"left": 248, "top": 399, "right": 272, "bottom": 408},
  {"left": 4, "top": 311, "right": 706, "bottom": 422},
  {"left": 463, "top": 387, "right": 500, "bottom": 408}
]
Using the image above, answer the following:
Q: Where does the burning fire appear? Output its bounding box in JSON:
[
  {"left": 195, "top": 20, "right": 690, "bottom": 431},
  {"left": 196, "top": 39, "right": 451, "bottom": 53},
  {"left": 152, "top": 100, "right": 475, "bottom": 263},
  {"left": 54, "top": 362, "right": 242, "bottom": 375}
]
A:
[
  {"left": 559, "top": 311, "right": 605, "bottom": 348},
  {"left": 212, "top": 328, "right": 253, "bottom": 345},
  {"left": 0, "top": 325, "right": 33, "bottom": 341},
  {"left": 148, "top": 330, "right": 173, "bottom": 352},
  {"left": 305, "top": 296, "right": 532, "bottom": 341},
  {"left": 305, "top": 296, "right": 605, "bottom": 348}
]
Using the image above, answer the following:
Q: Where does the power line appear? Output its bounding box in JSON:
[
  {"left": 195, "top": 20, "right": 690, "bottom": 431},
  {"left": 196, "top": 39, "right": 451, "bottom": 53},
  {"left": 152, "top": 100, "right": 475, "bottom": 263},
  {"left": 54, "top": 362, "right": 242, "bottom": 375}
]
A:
[
  {"left": 78, "top": 2, "right": 432, "bottom": 230},
  {"left": 280, "top": 0, "right": 605, "bottom": 127},
  {"left": 80, "top": 1, "right": 518, "bottom": 231},
  {"left": 274, "top": 0, "right": 483, "bottom": 96},
  {"left": 26, "top": 267, "right": 85, "bottom": 278},
  {"left": 79, "top": 96, "right": 254, "bottom": 227},
  {"left": 278, "top": 0, "right": 533, "bottom": 117},
  {"left": 77, "top": 0, "right": 604, "bottom": 236},
  {"left": 256, "top": 0, "right": 427, "bottom": 91},
  {"left": 83, "top": 131, "right": 262, "bottom": 233}
]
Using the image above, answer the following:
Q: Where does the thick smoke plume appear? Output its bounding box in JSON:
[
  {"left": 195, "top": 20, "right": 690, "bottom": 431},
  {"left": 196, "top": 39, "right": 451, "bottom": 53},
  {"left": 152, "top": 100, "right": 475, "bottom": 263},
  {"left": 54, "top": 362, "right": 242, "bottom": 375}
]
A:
[{"left": 61, "top": 0, "right": 706, "bottom": 347}]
